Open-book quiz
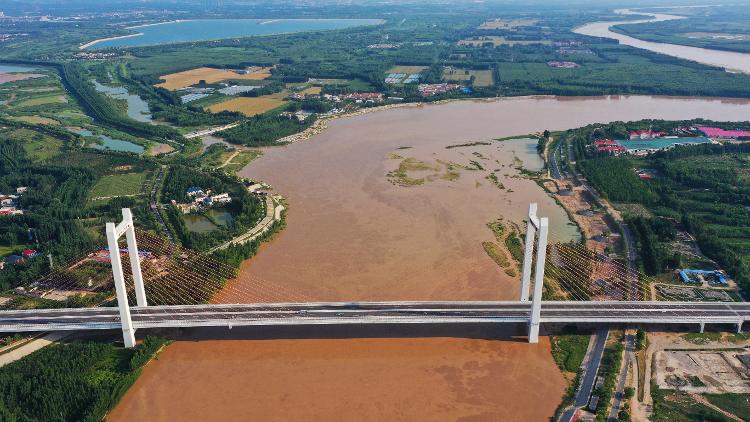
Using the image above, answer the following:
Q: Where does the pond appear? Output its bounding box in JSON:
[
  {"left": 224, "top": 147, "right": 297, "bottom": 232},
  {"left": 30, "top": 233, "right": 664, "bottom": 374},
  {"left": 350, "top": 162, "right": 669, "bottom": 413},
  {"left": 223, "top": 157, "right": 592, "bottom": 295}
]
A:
[
  {"left": 183, "top": 209, "right": 233, "bottom": 233},
  {"left": 92, "top": 80, "right": 153, "bottom": 123},
  {"left": 85, "top": 19, "right": 384, "bottom": 49},
  {"left": 75, "top": 129, "right": 146, "bottom": 154}
]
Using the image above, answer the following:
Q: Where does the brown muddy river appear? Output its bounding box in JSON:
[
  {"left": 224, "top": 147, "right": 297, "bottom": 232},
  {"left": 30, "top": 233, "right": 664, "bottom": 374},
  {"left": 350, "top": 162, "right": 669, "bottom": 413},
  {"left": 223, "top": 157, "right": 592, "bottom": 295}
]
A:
[{"left": 111, "top": 95, "right": 750, "bottom": 421}]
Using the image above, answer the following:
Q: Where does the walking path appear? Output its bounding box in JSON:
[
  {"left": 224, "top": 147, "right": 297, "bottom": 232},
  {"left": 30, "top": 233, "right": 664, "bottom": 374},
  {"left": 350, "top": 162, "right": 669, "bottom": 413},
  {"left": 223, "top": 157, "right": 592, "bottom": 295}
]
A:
[
  {"left": 608, "top": 332, "right": 636, "bottom": 421},
  {"left": 184, "top": 122, "right": 241, "bottom": 139},
  {"left": 0, "top": 332, "right": 69, "bottom": 368},
  {"left": 208, "top": 195, "right": 282, "bottom": 253}
]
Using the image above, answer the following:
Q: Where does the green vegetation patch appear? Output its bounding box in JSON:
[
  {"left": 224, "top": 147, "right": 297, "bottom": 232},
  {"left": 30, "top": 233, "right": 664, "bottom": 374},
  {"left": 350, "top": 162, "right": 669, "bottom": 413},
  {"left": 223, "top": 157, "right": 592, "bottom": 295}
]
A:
[
  {"left": 89, "top": 172, "right": 150, "bottom": 200},
  {"left": 705, "top": 393, "right": 750, "bottom": 420},
  {"left": 0, "top": 337, "right": 169, "bottom": 421},
  {"left": 551, "top": 334, "right": 590, "bottom": 373},
  {"left": 652, "top": 390, "right": 733, "bottom": 422}
]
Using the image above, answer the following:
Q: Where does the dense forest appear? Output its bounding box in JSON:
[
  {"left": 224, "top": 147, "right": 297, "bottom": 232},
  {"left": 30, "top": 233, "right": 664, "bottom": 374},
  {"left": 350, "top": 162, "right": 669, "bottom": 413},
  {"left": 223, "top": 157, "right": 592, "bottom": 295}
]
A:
[
  {"left": 0, "top": 337, "right": 168, "bottom": 421},
  {"left": 161, "top": 165, "right": 264, "bottom": 250},
  {"left": 220, "top": 113, "right": 314, "bottom": 146},
  {"left": 569, "top": 119, "right": 750, "bottom": 296}
]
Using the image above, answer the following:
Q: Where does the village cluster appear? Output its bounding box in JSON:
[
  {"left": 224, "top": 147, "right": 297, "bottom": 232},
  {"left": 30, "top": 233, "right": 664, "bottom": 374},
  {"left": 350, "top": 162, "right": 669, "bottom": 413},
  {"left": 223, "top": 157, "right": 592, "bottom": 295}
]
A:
[
  {"left": 172, "top": 186, "right": 232, "bottom": 214},
  {"left": 0, "top": 186, "right": 25, "bottom": 216},
  {"left": 591, "top": 126, "right": 750, "bottom": 156}
]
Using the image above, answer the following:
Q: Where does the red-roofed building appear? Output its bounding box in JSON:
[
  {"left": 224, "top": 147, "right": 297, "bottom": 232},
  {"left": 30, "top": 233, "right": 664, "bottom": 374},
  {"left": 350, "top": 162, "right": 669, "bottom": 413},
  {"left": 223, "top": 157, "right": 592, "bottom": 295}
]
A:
[
  {"left": 22, "top": 249, "right": 38, "bottom": 258},
  {"left": 596, "top": 145, "right": 626, "bottom": 154},
  {"left": 593, "top": 140, "right": 617, "bottom": 146},
  {"left": 697, "top": 126, "right": 750, "bottom": 139}
]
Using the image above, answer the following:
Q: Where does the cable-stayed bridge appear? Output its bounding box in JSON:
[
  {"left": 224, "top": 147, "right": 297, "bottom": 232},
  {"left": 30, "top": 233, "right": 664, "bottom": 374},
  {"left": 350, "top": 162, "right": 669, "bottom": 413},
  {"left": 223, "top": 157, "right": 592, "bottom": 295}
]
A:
[{"left": 0, "top": 206, "right": 747, "bottom": 346}]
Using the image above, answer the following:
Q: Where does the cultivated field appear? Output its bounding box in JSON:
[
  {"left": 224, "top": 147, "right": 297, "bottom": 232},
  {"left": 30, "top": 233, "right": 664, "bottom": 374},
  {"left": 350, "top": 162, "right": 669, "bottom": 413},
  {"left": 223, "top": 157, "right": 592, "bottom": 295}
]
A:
[
  {"left": 300, "top": 86, "right": 322, "bottom": 95},
  {"left": 157, "top": 67, "right": 273, "bottom": 90},
  {"left": 442, "top": 67, "right": 494, "bottom": 87},
  {"left": 207, "top": 94, "right": 287, "bottom": 117},
  {"left": 478, "top": 19, "right": 538, "bottom": 30},
  {"left": 458, "top": 36, "right": 551, "bottom": 47},
  {"left": 14, "top": 95, "right": 66, "bottom": 108},
  {"left": 386, "top": 65, "right": 428, "bottom": 74}
]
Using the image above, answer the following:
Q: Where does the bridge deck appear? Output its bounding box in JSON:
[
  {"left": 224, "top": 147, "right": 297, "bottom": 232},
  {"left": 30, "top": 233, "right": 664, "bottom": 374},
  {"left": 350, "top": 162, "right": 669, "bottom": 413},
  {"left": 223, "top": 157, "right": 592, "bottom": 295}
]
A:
[{"left": 0, "top": 301, "right": 748, "bottom": 333}]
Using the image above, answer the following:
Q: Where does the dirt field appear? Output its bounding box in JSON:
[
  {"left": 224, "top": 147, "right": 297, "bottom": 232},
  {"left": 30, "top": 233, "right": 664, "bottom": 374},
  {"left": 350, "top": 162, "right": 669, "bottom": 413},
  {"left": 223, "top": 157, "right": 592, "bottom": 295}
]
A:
[
  {"left": 651, "top": 332, "right": 750, "bottom": 394},
  {"left": 300, "top": 86, "right": 322, "bottom": 95},
  {"left": 543, "top": 180, "right": 616, "bottom": 255},
  {"left": 0, "top": 73, "right": 45, "bottom": 85},
  {"left": 386, "top": 65, "right": 428, "bottom": 74},
  {"left": 443, "top": 67, "right": 494, "bottom": 87},
  {"left": 207, "top": 94, "right": 287, "bottom": 117},
  {"left": 157, "top": 67, "right": 273, "bottom": 90},
  {"left": 478, "top": 19, "right": 538, "bottom": 30},
  {"left": 458, "top": 36, "right": 551, "bottom": 47}
]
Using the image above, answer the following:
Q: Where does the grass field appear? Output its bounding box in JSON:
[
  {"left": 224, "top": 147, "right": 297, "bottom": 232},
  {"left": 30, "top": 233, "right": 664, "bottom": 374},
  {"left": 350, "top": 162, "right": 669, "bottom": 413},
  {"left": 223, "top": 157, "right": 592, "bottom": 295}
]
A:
[
  {"left": 0, "top": 128, "right": 63, "bottom": 163},
  {"left": 14, "top": 95, "right": 66, "bottom": 108},
  {"left": 6, "top": 115, "right": 59, "bottom": 125},
  {"left": 156, "top": 67, "right": 272, "bottom": 90},
  {"left": 206, "top": 94, "right": 287, "bottom": 117},
  {"left": 442, "top": 67, "right": 494, "bottom": 87},
  {"left": 386, "top": 65, "right": 428, "bottom": 74},
  {"left": 89, "top": 172, "right": 149, "bottom": 199},
  {"left": 551, "top": 333, "right": 590, "bottom": 373}
]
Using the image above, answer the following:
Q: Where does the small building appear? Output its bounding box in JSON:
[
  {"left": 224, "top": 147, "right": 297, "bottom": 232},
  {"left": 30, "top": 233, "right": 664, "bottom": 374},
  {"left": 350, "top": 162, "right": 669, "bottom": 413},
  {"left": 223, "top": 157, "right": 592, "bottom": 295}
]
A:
[
  {"left": 211, "top": 193, "right": 232, "bottom": 204},
  {"left": 16, "top": 187, "right": 27, "bottom": 194},
  {"left": 629, "top": 131, "right": 666, "bottom": 140},
  {"left": 678, "top": 269, "right": 728, "bottom": 285},
  {"left": 186, "top": 187, "right": 203, "bottom": 197},
  {"left": 4, "top": 255, "right": 25, "bottom": 265},
  {"left": 22, "top": 249, "right": 38, "bottom": 258}
]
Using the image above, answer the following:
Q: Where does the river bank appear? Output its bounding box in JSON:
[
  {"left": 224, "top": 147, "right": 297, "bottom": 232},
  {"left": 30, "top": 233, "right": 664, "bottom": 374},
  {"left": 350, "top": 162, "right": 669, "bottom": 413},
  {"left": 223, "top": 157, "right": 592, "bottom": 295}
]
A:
[{"left": 574, "top": 8, "right": 750, "bottom": 74}]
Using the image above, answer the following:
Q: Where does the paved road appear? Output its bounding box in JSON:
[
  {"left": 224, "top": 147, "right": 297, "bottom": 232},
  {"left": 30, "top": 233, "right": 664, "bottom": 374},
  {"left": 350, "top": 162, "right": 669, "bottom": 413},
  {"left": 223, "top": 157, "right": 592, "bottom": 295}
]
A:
[
  {"left": 1, "top": 301, "right": 748, "bottom": 333},
  {"left": 550, "top": 138, "right": 565, "bottom": 180},
  {"left": 560, "top": 328, "right": 609, "bottom": 422},
  {"left": 0, "top": 332, "right": 69, "bottom": 367},
  {"left": 149, "top": 165, "right": 174, "bottom": 243}
]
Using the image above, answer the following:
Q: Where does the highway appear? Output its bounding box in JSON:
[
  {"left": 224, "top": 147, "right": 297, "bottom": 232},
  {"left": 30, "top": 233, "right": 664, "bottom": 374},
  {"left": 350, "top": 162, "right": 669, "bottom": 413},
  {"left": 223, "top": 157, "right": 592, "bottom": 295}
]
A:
[{"left": 0, "top": 301, "right": 748, "bottom": 333}]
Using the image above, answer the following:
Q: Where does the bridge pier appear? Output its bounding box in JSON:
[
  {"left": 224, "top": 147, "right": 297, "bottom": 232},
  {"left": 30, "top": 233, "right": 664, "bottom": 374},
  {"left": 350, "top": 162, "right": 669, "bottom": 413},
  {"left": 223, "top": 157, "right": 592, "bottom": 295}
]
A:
[
  {"left": 699, "top": 322, "right": 705, "bottom": 333},
  {"left": 105, "top": 208, "right": 148, "bottom": 348},
  {"left": 738, "top": 321, "right": 743, "bottom": 334},
  {"left": 106, "top": 221, "right": 136, "bottom": 348},
  {"left": 520, "top": 203, "right": 538, "bottom": 302},
  {"left": 528, "top": 217, "right": 549, "bottom": 344}
]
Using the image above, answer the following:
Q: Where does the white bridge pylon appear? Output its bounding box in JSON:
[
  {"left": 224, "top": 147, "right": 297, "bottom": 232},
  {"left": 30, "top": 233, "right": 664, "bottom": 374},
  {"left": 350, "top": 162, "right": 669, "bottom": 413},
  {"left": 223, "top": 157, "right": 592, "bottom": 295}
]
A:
[
  {"left": 105, "top": 206, "right": 550, "bottom": 347},
  {"left": 106, "top": 208, "right": 147, "bottom": 348},
  {"left": 520, "top": 203, "right": 549, "bottom": 343}
]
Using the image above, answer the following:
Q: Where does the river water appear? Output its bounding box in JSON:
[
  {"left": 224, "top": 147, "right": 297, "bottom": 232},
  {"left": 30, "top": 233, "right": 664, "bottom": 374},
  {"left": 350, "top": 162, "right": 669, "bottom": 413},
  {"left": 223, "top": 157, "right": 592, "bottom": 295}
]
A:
[
  {"left": 110, "top": 95, "right": 750, "bottom": 422},
  {"left": 574, "top": 8, "right": 750, "bottom": 74}
]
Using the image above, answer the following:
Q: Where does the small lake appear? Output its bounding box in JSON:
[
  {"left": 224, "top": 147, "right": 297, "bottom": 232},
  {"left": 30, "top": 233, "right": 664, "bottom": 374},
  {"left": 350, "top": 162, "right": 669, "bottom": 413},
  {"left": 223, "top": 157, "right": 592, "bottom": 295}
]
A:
[
  {"left": 86, "top": 19, "right": 383, "bottom": 49},
  {"left": 75, "top": 129, "right": 145, "bottom": 154},
  {"left": 92, "top": 80, "right": 153, "bottom": 123},
  {"left": 184, "top": 209, "right": 233, "bottom": 233}
]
